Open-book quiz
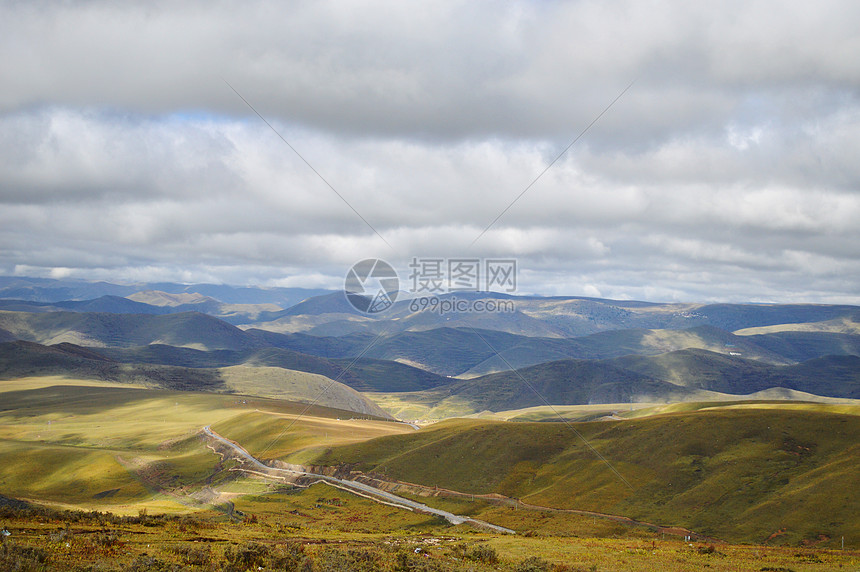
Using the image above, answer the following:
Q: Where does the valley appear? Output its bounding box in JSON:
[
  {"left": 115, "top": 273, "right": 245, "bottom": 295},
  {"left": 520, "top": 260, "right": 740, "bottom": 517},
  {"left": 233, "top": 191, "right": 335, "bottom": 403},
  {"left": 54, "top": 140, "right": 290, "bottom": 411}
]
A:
[{"left": 0, "top": 279, "right": 857, "bottom": 569}]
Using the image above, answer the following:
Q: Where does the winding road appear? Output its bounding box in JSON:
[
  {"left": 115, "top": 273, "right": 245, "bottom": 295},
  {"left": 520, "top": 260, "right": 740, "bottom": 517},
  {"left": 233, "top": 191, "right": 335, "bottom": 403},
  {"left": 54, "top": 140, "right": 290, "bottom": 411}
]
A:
[{"left": 202, "top": 425, "right": 515, "bottom": 534}]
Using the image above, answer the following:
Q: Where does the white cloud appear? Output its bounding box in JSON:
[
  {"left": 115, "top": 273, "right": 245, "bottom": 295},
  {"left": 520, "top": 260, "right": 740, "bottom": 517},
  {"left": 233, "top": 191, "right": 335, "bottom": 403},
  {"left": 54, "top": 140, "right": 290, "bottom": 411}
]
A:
[{"left": 0, "top": 1, "right": 859, "bottom": 303}]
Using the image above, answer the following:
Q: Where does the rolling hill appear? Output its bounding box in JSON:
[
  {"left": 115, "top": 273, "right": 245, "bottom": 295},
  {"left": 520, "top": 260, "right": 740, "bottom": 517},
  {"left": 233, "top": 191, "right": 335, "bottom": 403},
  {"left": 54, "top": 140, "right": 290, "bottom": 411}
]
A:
[
  {"left": 96, "top": 344, "right": 452, "bottom": 392},
  {"left": 305, "top": 406, "right": 860, "bottom": 544},
  {"left": 0, "top": 295, "right": 167, "bottom": 315},
  {"left": 441, "top": 359, "right": 695, "bottom": 411},
  {"left": 379, "top": 349, "right": 860, "bottom": 415},
  {"left": 0, "top": 340, "right": 389, "bottom": 416},
  {"left": 0, "top": 340, "right": 225, "bottom": 391},
  {"left": 256, "top": 325, "right": 847, "bottom": 377},
  {"left": 242, "top": 290, "right": 860, "bottom": 338},
  {"left": 0, "top": 310, "right": 261, "bottom": 350},
  {"left": 741, "top": 330, "right": 860, "bottom": 362}
]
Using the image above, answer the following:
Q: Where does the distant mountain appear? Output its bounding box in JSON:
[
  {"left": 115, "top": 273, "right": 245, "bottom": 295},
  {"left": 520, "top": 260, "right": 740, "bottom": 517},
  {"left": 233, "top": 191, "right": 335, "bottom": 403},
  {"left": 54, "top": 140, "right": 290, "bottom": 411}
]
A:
[
  {"left": 741, "top": 331, "right": 860, "bottom": 362},
  {"left": 0, "top": 296, "right": 168, "bottom": 315},
  {"left": 257, "top": 326, "right": 798, "bottom": 377},
  {"left": 3, "top": 277, "right": 857, "bottom": 341},
  {"left": 331, "top": 357, "right": 452, "bottom": 392},
  {"left": 0, "top": 276, "right": 331, "bottom": 307},
  {"left": 97, "top": 344, "right": 451, "bottom": 392},
  {"left": 244, "top": 329, "right": 375, "bottom": 359},
  {"left": 126, "top": 290, "right": 220, "bottom": 307},
  {"left": 0, "top": 340, "right": 224, "bottom": 391},
  {"left": 442, "top": 359, "right": 693, "bottom": 411},
  {"left": 242, "top": 290, "right": 860, "bottom": 338},
  {"left": 612, "top": 349, "right": 782, "bottom": 394},
  {"left": 417, "top": 349, "right": 860, "bottom": 413},
  {"left": 0, "top": 340, "right": 389, "bottom": 417},
  {"left": 277, "top": 291, "right": 364, "bottom": 317},
  {"left": 617, "top": 343, "right": 860, "bottom": 397},
  {"left": 0, "top": 293, "right": 294, "bottom": 325},
  {"left": 782, "top": 354, "right": 860, "bottom": 398},
  {"left": 0, "top": 310, "right": 261, "bottom": 350}
]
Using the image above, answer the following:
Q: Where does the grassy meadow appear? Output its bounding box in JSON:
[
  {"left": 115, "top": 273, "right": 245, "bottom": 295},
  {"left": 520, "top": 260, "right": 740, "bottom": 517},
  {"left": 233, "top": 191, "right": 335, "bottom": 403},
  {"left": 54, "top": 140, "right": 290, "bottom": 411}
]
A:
[
  {"left": 308, "top": 404, "right": 860, "bottom": 546},
  {"left": 0, "top": 376, "right": 858, "bottom": 570},
  {"left": 0, "top": 376, "right": 401, "bottom": 514}
]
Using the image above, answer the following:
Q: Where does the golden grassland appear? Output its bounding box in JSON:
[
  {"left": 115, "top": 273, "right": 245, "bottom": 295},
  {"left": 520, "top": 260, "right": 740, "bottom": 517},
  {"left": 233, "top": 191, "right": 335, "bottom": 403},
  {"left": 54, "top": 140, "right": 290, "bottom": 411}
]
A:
[
  {"left": 1, "top": 482, "right": 858, "bottom": 571},
  {"left": 307, "top": 404, "right": 860, "bottom": 546},
  {"left": 0, "top": 376, "right": 858, "bottom": 569},
  {"left": 733, "top": 317, "right": 860, "bottom": 336},
  {"left": 0, "top": 376, "right": 402, "bottom": 514}
]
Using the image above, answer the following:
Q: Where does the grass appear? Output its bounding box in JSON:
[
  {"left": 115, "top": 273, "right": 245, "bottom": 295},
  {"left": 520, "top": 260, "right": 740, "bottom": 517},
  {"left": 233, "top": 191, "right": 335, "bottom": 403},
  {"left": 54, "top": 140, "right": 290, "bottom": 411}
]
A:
[
  {"left": 0, "top": 495, "right": 857, "bottom": 571},
  {"left": 734, "top": 316, "right": 860, "bottom": 335},
  {"left": 364, "top": 390, "right": 477, "bottom": 422},
  {"left": 308, "top": 405, "right": 860, "bottom": 546},
  {"left": 217, "top": 364, "right": 389, "bottom": 417},
  {"left": 0, "top": 376, "right": 407, "bottom": 514},
  {"left": 210, "top": 409, "right": 414, "bottom": 464},
  {"left": 2, "top": 376, "right": 858, "bottom": 552}
]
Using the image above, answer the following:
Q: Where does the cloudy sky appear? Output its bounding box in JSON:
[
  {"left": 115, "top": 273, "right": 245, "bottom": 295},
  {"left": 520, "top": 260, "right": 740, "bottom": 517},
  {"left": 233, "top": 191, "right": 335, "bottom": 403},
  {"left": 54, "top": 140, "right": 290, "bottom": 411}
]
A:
[{"left": 1, "top": 0, "right": 859, "bottom": 303}]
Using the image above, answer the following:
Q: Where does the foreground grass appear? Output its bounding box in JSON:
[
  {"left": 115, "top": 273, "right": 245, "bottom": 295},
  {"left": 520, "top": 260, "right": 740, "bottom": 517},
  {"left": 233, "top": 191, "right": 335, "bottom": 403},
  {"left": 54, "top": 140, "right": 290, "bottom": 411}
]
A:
[
  {"left": 1, "top": 486, "right": 857, "bottom": 571},
  {"left": 1, "top": 378, "right": 857, "bottom": 560}
]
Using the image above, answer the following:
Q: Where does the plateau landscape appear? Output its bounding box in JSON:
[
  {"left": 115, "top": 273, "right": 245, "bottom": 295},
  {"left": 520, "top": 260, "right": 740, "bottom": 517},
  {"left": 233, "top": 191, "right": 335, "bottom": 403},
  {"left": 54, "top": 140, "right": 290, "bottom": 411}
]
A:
[
  {"left": 0, "top": 277, "right": 857, "bottom": 570},
  {"left": 2, "top": 1, "right": 859, "bottom": 570}
]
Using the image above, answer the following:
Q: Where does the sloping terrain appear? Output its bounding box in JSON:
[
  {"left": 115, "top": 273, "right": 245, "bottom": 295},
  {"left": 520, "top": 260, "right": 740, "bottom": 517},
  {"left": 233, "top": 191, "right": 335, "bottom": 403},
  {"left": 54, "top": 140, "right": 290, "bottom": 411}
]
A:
[
  {"left": 0, "top": 295, "right": 167, "bottom": 315},
  {"left": 741, "top": 330, "right": 860, "bottom": 362},
  {"left": 0, "top": 378, "right": 396, "bottom": 512},
  {"left": 242, "top": 290, "right": 860, "bottom": 338},
  {"left": 4, "top": 307, "right": 856, "bottom": 377},
  {"left": 258, "top": 325, "right": 851, "bottom": 377},
  {"left": 242, "top": 326, "right": 775, "bottom": 377},
  {"left": 0, "top": 340, "right": 226, "bottom": 391},
  {"left": 0, "top": 310, "right": 260, "bottom": 350},
  {"left": 374, "top": 350, "right": 860, "bottom": 416},
  {"left": 614, "top": 350, "right": 860, "bottom": 398},
  {"left": 442, "top": 359, "right": 696, "bottom": 411},
  {"left": 0, "top": 341, "right": 389, "bottom": 416},
  {"left": 307, "top": 407, "right": 860, "bottom": 544},
  {"left": 96, "top": 345, "right": 452, "bottom": 392}
]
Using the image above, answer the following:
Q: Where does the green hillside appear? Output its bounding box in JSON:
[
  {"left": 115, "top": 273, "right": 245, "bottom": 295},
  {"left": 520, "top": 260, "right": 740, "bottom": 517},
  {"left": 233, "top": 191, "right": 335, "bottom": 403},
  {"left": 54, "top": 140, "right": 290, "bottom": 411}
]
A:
[
  {"left": 744, "top": 330, "right": 860, "bottom": 362},
  {"left": 263, "top": 325, "right": 807, "bottom": 378},
  {"left": 0, "top": 310, "right": 260, "bottom": 350},
  {"left": 0, "top": 378, "right": 395, "bottom": 512},
  {"left": 612, "top": 349, "right": 781, "bottom": 393},
  {"left": 0, "top": 341, "right": 389, "bottom": 415},
  {"left": 446, "top": 359, "right": 695, "bottom": 410},
  {"left": 0, "top": 340, "right": 226, "bottom": 391},
  {"left": 97, "top": 344, "right": 452, "bottom": 392},
  {"left": 309, "top": 406, "right": 860, "bottom": 545},
  {"left": 379, "top": 350, "right": 860, "bottom": 416}
]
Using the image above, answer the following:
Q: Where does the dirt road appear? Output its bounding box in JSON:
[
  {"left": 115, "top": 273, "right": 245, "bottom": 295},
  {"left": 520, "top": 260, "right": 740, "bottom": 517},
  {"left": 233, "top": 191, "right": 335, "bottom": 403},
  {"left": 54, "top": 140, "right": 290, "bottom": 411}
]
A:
[{"left": 202, "top": 425, "right": 515, "bottom": 534}]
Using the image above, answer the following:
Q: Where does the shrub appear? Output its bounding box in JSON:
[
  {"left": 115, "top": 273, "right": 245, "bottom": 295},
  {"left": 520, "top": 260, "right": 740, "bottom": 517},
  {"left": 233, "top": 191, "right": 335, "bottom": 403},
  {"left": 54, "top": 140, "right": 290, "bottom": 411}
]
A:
[
  {"left": 129, "top": 554, "right": 171, "bottom": 572},
  {"left": 224, "top": 541, "right": 269, "bottom": 569},
  {"left": 0, "top": 541, "right": 49, "bottom": 572},
  {"left": 517, "top": 555, "right": 552, "bottom": 572},
  {"left": 466, "top": 544, "right": 498, "bottom": 564}
]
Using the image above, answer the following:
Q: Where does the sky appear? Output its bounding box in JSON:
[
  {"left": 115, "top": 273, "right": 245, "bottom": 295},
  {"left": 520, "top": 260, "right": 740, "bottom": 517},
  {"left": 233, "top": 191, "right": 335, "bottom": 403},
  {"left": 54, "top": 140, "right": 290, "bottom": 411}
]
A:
[{"left": 1, "top": 0, "right": 859, "bottom": 304}]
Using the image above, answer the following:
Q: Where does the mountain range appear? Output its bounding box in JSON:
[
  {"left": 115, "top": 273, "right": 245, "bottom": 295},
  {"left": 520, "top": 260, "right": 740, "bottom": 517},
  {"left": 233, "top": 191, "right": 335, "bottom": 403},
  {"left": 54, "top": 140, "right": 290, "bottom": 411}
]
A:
[{"left": 0, "top": 277, "right": 857, "bottom": 418}]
